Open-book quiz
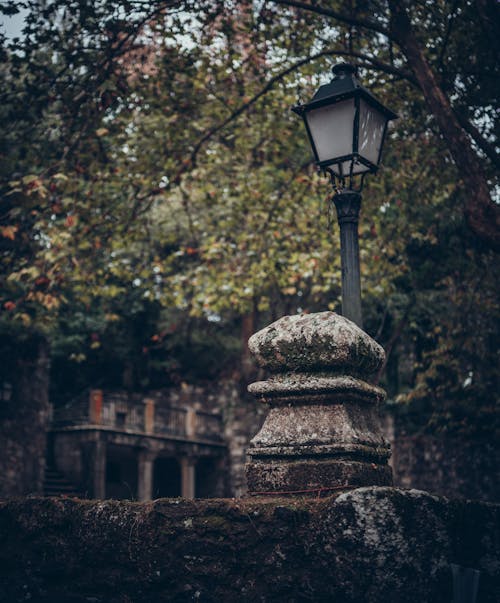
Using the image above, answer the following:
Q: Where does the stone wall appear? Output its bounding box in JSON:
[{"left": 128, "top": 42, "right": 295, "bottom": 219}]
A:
[
  {"left": 391, "top": 433, "right": 500, "bottom": 503},
  {"left": 165, "top": 381, "right": 265, "bottom": 497},
  {"left": 0, "top": 487, "right": 498, "bottom": 602},
  {"left": 46, "top": 381, "right": 498, "bottom": 502},
  {"left": 172, "top": 381, "right": 265, "bottom": 497},
  {"left": 0, "top": 335, "right": 50, "bottom": 497},
  {"left": 384, "top": 415, "right": 500, "bottom": 503},
  {"left": 47, "top": 381, "right": 264, "bottom": 499}
]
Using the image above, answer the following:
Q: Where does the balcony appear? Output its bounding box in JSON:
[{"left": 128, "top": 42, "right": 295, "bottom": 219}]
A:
[{"left": 51, "top": 389, "right": 224, "bottom": 444}]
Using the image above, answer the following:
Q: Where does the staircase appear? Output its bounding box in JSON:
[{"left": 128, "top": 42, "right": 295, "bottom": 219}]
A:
[{"left": 43, "top": 465, "right": 82, "bottom": 498}]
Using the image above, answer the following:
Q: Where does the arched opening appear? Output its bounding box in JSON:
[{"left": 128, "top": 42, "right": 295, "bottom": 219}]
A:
[
  {"left": 195, "top": 457, "right": 219, "bottom": 498},
  {"left": 105, "top": 444, "right": 138, "bottom": 500},
  {"left": 153, "top": 457, "right": 181, "bottom": 498}
]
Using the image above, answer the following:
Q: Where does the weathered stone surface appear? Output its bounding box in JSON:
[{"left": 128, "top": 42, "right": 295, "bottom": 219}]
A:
[
  {"left": 246, "top": 312, "right": 391, "bottom": 494},
  {"left": 0, "top": 488, "right": 498, "bottom": 602},
  {"left": 250, "top": 403, "right": 389, "bottom": 455},
  {"left": 246, "top": 459, "right": 392, "bottom": 493},
  {"left": 0, "top": 334, "right": 50, "bottom": 497},
  {"left": 248, "top": 373, "right": 385, "bottom": 402},
  {"left": 248, "top": 312, "right": 385, "bottom": 377}
]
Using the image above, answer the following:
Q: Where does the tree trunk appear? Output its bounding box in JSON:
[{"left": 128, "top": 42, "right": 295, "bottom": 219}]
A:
[
  {"left": 388, "top": 1, "right": 500, "bottom": 250},
  {"left": 0, "top": 334, "right": 50, "bottom": 497},
  {"left": 241, "top": 308, "right": 257, "bottom": 380}
]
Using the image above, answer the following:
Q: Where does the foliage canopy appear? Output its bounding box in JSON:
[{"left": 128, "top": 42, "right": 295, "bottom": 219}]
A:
[{"left": 0, "top": 0, "right": 498, "bottom": 434}]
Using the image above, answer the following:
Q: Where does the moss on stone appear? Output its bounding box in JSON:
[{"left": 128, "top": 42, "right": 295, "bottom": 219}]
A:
[{"left": 0, "top": 488, "right": 498, "bottom": 602}]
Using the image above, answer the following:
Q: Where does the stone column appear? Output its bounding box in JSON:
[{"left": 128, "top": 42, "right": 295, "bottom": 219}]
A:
[
  {"left": 185, "top": 408, "right": 196, "bottom": 438},
  {"left": 180, "top": 457, "right": 196, "bottom": 499},
  {"left": 137, "top": 450, "right": 155, "bottom": 502},
  {"left": 92, "top": 436, "right": 106, "bottom": 499},
  {"left": 89, "top": 389, "right": 103, "bottom": 425},
  {"left": 246, "top": 312, "right": 392, "bottom": 495},
  {"left": 143, "top": 398, "right": 155, "bottom": 435}
]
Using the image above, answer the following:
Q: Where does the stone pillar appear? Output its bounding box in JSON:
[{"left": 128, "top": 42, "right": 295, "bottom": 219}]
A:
[
  {"left": 143, "top": 398, "right": 155, "bottom": 434},
  {"left": 137, "top": 450, "right": 155, "bottom": 502},
  {"left": 89, "top": 389, "right": 103, "bottom": 425},
  {"left": 185, "top": 408, "right": 196, "bottom": 438},
  {"left": 246, "top": 312, "right": 392, "bottom": 495},
  {"left": 180, "top": 457, "right": 196, "bottom": 499},
  {"left": 92, "top": 436, "right": 106, "bottom": 499}
]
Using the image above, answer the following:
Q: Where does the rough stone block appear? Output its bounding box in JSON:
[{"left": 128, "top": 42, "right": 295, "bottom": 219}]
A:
[
  {"left": 246, "top": 312, "right": 391, "bottom": 494},
  {"left": 0, "top": 488, "right": 498, "bottom": 602}
]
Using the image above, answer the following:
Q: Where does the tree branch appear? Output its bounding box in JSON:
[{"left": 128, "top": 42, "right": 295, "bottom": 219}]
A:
[
  {"left": 437, "top": 0, "right": 460, "bottom": 69},
  {"left": 388, "top": 0, "right": 500, "bottom": 249},
  {"left": 269, "top": 0, "right": 391, "bottom": 38},
  {"left": 184, "top": 48, "right": 415, "bottom": 176},
  {"left": 454, "top": 110, "right": 500, "bottom": 171}
]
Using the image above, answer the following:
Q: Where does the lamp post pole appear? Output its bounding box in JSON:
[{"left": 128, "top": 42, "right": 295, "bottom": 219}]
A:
[
  {"left": 292, "top": 62, "right": 397, "bottom": 329},
  {"left": 333, "top": 189, "right": 362, "bottom": 328}
]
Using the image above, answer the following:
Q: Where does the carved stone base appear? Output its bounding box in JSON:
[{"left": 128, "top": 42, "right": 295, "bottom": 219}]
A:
[
  {"left": 246, "top": 457, "right": 393, "bottom": 494},
  {"left": 245, "top": 312, "right": 393, "bottom": 495},
  {"left": 246, "top": 398, "right": 392, "bottom": 494}
]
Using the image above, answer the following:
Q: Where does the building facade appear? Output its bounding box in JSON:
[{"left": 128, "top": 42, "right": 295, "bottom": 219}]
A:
[{"left": 48, "top": 389, "right": 229, "bottom": 500}]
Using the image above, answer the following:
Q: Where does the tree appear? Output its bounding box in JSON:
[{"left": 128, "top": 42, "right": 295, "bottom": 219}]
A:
[
  {"left": 270, "top": 0, "right": 500, "bottom": 249},
  {"left": 0, "top": 0, "right": 498, "bottom": 494}
]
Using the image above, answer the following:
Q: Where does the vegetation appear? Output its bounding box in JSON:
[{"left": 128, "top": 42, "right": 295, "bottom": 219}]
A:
[{"left": 1, "top": 0, "right": 498, "bottom": 439}]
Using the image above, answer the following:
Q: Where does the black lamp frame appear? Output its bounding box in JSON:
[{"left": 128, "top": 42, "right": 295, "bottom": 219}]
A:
[{"left": 292, "top": 64, "right": 397, "bottom": 192}]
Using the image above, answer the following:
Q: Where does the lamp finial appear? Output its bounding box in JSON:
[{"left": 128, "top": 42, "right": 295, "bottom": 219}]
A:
[{"left": 332, "top": 63, "right": 357, "bottom": 79}]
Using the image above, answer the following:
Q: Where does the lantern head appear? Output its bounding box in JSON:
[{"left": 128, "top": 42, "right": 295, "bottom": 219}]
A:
[{"left": 293, "top": 63, "right": 397, "bottom": 183}]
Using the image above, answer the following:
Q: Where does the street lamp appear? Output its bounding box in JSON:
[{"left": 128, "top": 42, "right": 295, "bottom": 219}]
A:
[{"left": 292, "top": 63, "right": 397, "bottom": 327}]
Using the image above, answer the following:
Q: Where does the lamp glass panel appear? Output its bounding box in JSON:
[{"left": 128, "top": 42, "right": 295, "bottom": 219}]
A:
[
  {"left": 358, "top": 99, "right": 387, "bottom": 165},
  {"left": 305, "top": 98, "right": 355, "bottom": 163},
  {"left": 331, "top": 159, "right": 370, "bottom": 177}
]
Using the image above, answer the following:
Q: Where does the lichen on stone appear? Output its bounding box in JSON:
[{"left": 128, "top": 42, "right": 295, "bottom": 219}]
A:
[
  {"left": 0, "top": 490, "right": 499, "bottom": 602},
  {"left": 248, "top": 312, "right": 385, "bottom": 378}
]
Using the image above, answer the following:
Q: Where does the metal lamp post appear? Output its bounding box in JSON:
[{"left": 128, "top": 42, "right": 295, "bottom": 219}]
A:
[
  {"left": 293, "top": 63, "right": 397, "bottom": 327},
  {"left": 245, "top": 65, "right": 397, "bottom": 495}
]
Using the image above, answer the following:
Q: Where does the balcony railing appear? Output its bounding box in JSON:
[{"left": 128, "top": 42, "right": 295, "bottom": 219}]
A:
[
  {"left": 155, "top": 406, "right": 187, "bottom": 437},
  {"left": 51, "top": 390, "right": 223, "bottom": 443}
]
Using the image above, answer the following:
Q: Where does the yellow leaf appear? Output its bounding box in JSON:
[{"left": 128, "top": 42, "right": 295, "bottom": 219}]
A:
[
  {"left": 41, "top": 294, "right": 60, "bottom": 310},
  {"left": 22, "top": 174, "right": 39, "bottom": 184},
  {"left": 15, "top": 313, "right": 32, "bottom": 326},
  {"left": 69, "top": 353, "right": 87, "bottom": 363},
  {"left": 105, "top": 313, "right": 121, "bottom": 322},
  {"left": 0, "top": 225, "right": 18, "bottom": 240}
]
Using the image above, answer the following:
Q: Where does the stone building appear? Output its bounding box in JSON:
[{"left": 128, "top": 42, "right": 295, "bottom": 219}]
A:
[
  {"left": 47, "top": 388, "right": 230, "bottom": 500},
  {"left": 45, "top": 382, "right": 499, "bottom": 503}
]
